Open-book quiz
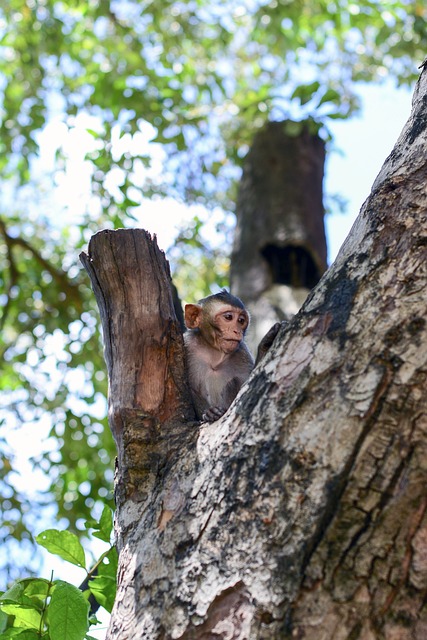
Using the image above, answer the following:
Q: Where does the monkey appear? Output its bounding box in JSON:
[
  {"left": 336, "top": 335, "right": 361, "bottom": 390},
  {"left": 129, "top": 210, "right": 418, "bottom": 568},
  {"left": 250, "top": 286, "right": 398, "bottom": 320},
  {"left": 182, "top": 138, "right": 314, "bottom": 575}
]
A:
[
  {"left": 184, "top": 289, "right": 252, "bottom": 422},
  {"left": 184, "top": 289, "right": 281, "bottom": 423}
]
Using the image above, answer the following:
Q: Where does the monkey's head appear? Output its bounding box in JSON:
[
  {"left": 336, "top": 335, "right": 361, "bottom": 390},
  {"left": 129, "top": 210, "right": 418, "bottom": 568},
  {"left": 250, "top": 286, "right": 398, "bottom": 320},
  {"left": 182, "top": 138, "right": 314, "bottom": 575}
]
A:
[{"left": 185, "top": 290, "right": 249, "bottom": 355}]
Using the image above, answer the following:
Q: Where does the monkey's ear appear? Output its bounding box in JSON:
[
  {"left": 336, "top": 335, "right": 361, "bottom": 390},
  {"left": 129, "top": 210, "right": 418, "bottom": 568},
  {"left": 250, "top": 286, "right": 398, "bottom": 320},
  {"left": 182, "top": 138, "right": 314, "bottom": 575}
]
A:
[{"left": 184, "top": 303, "right": 203, "bottom": 329}]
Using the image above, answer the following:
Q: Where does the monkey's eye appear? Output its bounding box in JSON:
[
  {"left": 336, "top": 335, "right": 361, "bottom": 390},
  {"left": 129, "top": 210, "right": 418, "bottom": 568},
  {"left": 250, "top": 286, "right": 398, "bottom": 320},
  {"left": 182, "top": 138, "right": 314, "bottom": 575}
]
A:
[
  {"left": 238, "top": 317, "right": 246, "bottom": 325},
  {"left": 223, "top": 313, "right": 233, "bottom": 321}
]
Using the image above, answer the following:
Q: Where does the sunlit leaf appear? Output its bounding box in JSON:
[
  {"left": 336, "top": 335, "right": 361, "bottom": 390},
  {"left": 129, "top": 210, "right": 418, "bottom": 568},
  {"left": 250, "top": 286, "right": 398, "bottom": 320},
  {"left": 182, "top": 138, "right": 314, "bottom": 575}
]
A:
[
  {"left": 0, "top": 604, "right": 41, "bottom": 630},
  {"left": 291, "top": 81, "right": 321, "bottom": 106},
  {"left": 36, "top": 530, "right": 86, "bottom": 568},
  {"left": 48, "top": 581, "right": 89, "bottom": 640},
  {"left": 0, "top": 578, "right": 51, "bottom": 612},
  {"left": 0, "top": 582, "right": 25, "bottom": 604},
  {"left": 85, "top": 505, "right": 114, "bottom": 543},
  {"left": 88, "top": 575, "right": 116, "bottom": 613},
  {"left": 317, "top": 88, "right": 341, "bottom": 107},
  {"left": 0, "top": 629, "right": 41, "bottom": 639}
]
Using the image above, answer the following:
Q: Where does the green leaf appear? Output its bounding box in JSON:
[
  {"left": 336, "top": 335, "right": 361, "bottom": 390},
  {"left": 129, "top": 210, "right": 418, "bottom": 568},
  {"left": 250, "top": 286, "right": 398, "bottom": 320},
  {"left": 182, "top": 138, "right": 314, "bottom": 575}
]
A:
[
  {"left": 48, "top": 582, "right": 89, "bottom": 640},
  {"left": 88, "top": 575, "right": 116, "bottom": 613},
  {"left": 19, "top": 579, "right": 51, "bottom": 602},
  {"left": 0, "top": 629, "right": 41, "bottom": 639},
  {"left": 0, "top": 604, "right": 41, "bottom": 630},
  {"left": 0, "top": 608, "right": 8, "bottom": 632},
  {"left": 36, "top": 530, "right": 86, "bottom": 568},
  {"left": 98, "top": 547, "right": 118, "bottom": 580},
  {"left": 86, "top": 129, "right": 101, "bottom": 139},
  {"left": 92, "top": 506, "right": 113, "bottom": 543},
  {"left": 291, "top": 81, "right": 321, "bottom": 106},
  {"left": 0, "top": 583, "right": 25, "bottom": 603},
  {"left": 84, "top": 505, "right": 114, "bottom": 543},
  {"left": 327, "top": 112, "right": 349, "bottom": 120},
  {"left": 0, "top": 578, "right": 51, "bottom": 612},
  {"left": 317, "top": 88, "right": 341, "bottom": 107},
  {"left": 86, "top": 546, "right": 117, "bottom": 612}
]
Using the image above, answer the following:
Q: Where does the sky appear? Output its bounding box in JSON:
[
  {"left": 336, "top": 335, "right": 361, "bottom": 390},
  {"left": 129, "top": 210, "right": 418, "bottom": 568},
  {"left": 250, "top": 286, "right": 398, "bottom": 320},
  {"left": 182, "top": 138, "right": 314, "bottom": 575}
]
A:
[{"left": 322, "top": 81, "right": 412, "bottom": 262}]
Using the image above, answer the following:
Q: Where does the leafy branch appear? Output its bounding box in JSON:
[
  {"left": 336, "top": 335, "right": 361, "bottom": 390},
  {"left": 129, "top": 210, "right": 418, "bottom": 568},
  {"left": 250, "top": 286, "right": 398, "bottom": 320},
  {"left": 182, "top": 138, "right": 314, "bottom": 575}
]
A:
[
  {"left": 0, "top": 216, "right": 83, "bottom": 333},
  {"left": 0, "top": 506, "right": 117, "bottom": 640}
]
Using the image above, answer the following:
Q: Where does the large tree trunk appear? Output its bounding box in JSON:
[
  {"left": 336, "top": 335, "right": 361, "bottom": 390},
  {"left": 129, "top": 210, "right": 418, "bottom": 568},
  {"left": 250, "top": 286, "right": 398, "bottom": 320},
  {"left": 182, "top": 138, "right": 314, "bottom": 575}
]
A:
[
  {"left": 81, "top": 69, "right": 427, "bottom": 639},
  {"left": 231, "top": 120, "right": 327, "bottom": 353}
]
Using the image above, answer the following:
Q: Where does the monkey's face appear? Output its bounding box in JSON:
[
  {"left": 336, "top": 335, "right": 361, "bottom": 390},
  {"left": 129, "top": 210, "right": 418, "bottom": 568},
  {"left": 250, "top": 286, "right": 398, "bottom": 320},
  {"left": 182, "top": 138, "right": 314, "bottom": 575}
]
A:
[{"left": 210, "top": 304, "right": 249, "bottom": 354}]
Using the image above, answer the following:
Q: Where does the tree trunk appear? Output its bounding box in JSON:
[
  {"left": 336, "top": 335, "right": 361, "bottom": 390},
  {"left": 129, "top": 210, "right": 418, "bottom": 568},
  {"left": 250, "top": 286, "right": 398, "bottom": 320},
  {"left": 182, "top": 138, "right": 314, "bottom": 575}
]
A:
[
  {"left": 81, "top": 69, "right": 427, "bottom": 639},
  {"left": 80, "top": 229, "right": 196, "bottom": 507},
  {"left": 231, "top": 120, "right": 327, "bottom": 353}
]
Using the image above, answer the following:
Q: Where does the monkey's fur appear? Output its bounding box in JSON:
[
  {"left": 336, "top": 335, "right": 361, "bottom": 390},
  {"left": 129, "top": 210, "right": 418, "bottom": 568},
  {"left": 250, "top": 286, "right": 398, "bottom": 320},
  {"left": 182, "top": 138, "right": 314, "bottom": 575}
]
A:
[{"left": 184, "top": 290, "right": 280, "bottom": 423}]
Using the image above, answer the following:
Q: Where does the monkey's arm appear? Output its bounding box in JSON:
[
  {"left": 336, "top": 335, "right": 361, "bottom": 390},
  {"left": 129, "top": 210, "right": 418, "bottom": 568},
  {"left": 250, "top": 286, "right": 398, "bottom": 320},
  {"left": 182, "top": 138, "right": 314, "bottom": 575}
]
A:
[
  {"left": 255, "top": 321, "right": 286, "bottom": 365},
  {"left": 201, "top": 376, "right": 242, "bottom": 423}
]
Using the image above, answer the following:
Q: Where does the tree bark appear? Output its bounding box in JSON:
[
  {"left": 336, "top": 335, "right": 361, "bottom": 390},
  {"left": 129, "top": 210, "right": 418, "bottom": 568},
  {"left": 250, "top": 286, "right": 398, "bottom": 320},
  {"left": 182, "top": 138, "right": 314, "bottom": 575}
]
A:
[
  {"left": 80, "top": 229, "right": 196, "bottom": 508},
  {"left": 81, "top": 69, "right": 427, "bottom": 639}
]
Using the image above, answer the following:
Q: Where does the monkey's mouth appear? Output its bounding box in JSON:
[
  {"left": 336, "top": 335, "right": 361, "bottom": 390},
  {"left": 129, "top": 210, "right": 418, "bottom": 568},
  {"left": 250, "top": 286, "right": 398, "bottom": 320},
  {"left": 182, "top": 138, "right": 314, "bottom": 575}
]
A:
[{"left": 224, "top": 339, "right": 240, "bottom": 350}]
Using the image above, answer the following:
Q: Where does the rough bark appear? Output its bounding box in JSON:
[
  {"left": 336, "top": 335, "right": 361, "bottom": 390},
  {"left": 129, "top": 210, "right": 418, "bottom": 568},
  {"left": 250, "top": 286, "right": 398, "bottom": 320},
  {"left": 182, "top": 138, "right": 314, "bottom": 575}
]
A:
[
  {"left": 80, "top": 229, "right": 196, "bottom": 508},
  {"left": 230, "top": 121, "right": 327, "bottom": 352},
  {"left": 82, "top": 69, "right": 427, "bottom": 640}
]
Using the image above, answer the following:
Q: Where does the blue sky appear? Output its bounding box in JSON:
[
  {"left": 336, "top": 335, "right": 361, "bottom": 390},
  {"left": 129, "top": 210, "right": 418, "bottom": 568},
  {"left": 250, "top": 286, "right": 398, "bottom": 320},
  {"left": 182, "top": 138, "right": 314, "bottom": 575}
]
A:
[{"left": 324, "top": 80, "right": 413, "bottom": 262}]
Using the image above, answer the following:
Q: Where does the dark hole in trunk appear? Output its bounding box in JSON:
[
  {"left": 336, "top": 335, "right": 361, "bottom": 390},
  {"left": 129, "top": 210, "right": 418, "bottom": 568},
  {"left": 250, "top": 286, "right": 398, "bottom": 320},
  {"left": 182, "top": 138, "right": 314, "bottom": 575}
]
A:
[{"left": 261, "top": 244, "right": 321, "bottom": 290}]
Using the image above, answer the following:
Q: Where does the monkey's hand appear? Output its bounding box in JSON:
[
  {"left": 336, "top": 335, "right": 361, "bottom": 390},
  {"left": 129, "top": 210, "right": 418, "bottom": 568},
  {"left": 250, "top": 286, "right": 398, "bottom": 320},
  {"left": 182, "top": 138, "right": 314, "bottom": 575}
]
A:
[
  {"left": 255, "top": 321, "right": 287, "bottom": 365},
  {"left": 202, "top": 406, "right": 226, "bottom": 423}
]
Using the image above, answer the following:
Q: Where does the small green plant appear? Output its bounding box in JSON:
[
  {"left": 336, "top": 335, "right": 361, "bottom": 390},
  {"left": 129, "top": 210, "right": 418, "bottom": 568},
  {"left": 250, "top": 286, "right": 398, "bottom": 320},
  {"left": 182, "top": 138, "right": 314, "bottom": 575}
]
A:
[{"left": 0, "top": 506, "right": 117, "bottom": 640}]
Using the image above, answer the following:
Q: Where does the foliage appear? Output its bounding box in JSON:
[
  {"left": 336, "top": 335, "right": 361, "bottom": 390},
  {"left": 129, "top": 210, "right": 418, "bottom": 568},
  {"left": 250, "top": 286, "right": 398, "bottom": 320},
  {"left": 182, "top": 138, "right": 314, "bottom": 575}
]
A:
[
  {"left": 0, "top": 0, "right": 424, "bottom": 206},
  {"left": 0, "top": 206, "right": 117, "bottom": 585},
  {"left": 0, "top": 507, "right": 117, "bottom": 639},
  {"left": 0, "top": 0, "right": 424, "bottom": 591},
  {"left": 170, "top": 212, "right": 234, "bottom": 301}
]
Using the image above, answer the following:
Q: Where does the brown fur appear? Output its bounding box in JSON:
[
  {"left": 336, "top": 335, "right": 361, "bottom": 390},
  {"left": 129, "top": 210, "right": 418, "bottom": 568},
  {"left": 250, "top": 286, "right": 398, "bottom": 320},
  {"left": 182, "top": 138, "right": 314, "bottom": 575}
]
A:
[{"left": 184, "top": 291, "right": 254, "bottom": 422}]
